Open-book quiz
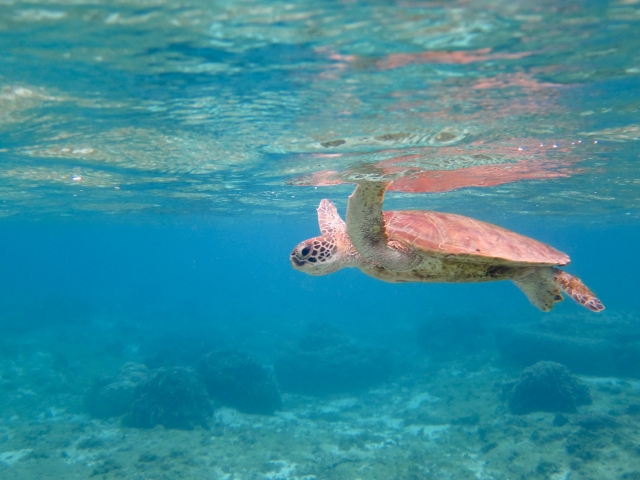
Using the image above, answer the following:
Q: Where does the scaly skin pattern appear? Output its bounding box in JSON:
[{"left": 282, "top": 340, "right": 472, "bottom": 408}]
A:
[{"left": 553, "top": 269, "right": 605, "bottom": 312}]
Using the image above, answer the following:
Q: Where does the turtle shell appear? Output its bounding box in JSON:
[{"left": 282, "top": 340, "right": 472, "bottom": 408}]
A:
[{"left": 384, "top": 210, "right": 569, "bottom": 266}]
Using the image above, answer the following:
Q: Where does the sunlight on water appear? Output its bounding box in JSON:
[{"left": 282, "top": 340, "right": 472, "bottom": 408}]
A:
[{"left": 0, "top": 0, "right": 638, "bottom": 218}]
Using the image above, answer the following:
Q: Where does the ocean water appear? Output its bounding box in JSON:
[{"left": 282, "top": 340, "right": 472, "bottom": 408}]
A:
[{"left": 1, "top": 0, "right": 640, "bottom": 478}]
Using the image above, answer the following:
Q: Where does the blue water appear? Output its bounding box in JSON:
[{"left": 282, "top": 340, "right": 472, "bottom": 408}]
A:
[{"left": 1, "top": 0, "right": 640, "bottom": 478}]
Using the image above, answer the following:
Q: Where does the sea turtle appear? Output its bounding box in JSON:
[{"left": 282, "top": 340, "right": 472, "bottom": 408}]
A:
[{"left": 290, "top": 178, "right": 604, "bottom": 312}]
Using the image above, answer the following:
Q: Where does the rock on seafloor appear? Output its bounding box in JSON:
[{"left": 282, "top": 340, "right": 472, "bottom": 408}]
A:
[
  {"left": 84, "top": 362, "right": 150, "bottom": 419},
  {"left": 197, "top": 350, "right": 281, "bottom": 415},
  {"left": 125, "top": 367, "right": 212, "bottom": 430},
  {"left": 505, "top": 361, "right": 592, "bottom": 415}
]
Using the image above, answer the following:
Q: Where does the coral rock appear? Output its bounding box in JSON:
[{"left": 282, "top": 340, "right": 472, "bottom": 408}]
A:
[
  {"left": 197, "top": 350, "right": 281, "bottom": 415},
  {"left": 84, "top": 362, "right": 150, "bottom": 419},
  {"left": 126, "top": 367, "right": 211, "bottom": 430},
  {"left": 506, "top": 361, "right": 591, "bottom": 415}
]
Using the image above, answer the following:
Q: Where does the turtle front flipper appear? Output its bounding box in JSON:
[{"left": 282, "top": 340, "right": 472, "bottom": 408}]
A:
[
  {"left": 317, "top": 199, "right": 346, "bottom": 235},
  {"left": 346, "top": 180, "right": 420, "bottom": 271}
]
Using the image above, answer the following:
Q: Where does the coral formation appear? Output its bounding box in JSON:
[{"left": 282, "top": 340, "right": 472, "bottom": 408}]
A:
[
  {"left": 6, "top": 340, "right": 640, "bottom": 479},
  {"left": 506, "top": 361, "right": 592, "bottom": 414},
  {"left": 84, "top": 362, "right": 150, "bottom": 419},
  {"left": 197, "top": 350, "right": 281, "bottom": 415},
  {"left": 126, "top": 367, "right": 211, "bottom": 430},
  {"left": 274, "top": 323, "right": 394, "bottom": 395}
]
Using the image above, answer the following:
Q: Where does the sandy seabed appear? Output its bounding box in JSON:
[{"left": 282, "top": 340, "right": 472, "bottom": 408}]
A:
[{"left": 2, "top": 356, "right": 640, "bottom": 480}]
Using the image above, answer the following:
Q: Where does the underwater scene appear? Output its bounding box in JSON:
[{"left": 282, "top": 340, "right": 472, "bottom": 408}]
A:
[{"left": 1, "top": 0, "right": 640, "bottom": 478}]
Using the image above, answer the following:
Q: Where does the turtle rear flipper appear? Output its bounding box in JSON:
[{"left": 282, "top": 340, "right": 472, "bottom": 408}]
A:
[
  {"left": 513, "top": 267, "right": 604, "bottom": 312},
  {"left": 553, "top": 269, "right": 605, "bottom": 312},
  {"left": 512, "top": 267, "right": 563, "bottom": 312}
]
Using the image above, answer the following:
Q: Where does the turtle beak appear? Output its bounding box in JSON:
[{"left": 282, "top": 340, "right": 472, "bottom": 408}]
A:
[
  {"left": 290, "top": 253, "right": 305, "bottom": 268},
  {"left": 290, "top": 239, "right": 313, "bottom": 270}
]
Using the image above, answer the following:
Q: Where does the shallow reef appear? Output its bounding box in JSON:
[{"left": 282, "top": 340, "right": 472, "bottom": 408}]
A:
[
  {"left": 125, "top": 367, "right": 212, "bottom": 430},
  {"left": 5, "top": 360, "right": 640, "bottom": 480},
  {"left": 197, "top": 350, "right": 281, "bottom": 415},
  {"left": 6, "top": 313, "right": 640, "bottom": 479},
  {"left": 4, "top": 332, "right": 640, "bottom": 479},
  {"left": 274, "top": 322, "right": 394, "bottom": 395},
  {"left": 505, "top": 361, "right": 592, "bottom": 415}
]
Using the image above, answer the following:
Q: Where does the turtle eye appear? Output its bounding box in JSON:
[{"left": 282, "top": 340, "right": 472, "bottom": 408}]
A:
[{"left": 297, "top": 245, "right": 311, "bottom": 259}]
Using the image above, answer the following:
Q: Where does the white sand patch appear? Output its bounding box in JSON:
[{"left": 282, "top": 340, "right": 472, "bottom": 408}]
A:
[
  {"left": 61, "top": 447, "right": 99, "bottom": 466},
  {"left": 581, "top": 376, "right": 622, "bottom": 385},
  {"left": 13, "top": 10, "right": 67, "bottom": 21},
  {"left": 364, "top": 439, "right": 395, "bottom": 450},
  {"left": 38, "top": 406, "right": 66, "bottom": 421},
  {"left": 0, "top": 449, "right": 32, "bottom": 465},
  {"left": 407, "top": 392, "right": 440, "bottom": 409},
  {"left": 214, "top": 407, "right": 247, "bottom": 428},
  {"left": 581, "top": 376, "right": 640, "bottom": 389},
  {"left": 364, "top": 441, "right": 385, "bottom": 450},
  {"left": 319, "top": 397, "right": 358, "bottom": 413},
  {"left": 333, "top": 424, "right": 365, "bottom": 436},
  {"left": 466, "top": 458, "right": 487, "bottom": 479},
  {"left": 383, "top": 417, "right": 404, "bottom": 429},
  {"left": 264, "top": 460, "right": 297, "bottom": 479},
  {"left": 211, "top": 468, "right": 233, "bottom": 480}
]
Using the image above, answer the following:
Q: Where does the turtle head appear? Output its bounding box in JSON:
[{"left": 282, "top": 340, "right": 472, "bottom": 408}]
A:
[
  {"left": 290, "top": 199, "right": 357, "bottom": 276},
  {"left": 290, "top": 234, "right": 349, "bottom": 275}
]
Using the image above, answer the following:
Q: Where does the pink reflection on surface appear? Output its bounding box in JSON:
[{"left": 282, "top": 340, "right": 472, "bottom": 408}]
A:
[
  {"left": 298, "top": 161, "right": 571, "bottom": 193},
  {"left": 472, "top": 72, "right": 563, "bottom": 90},
  {"left": 377, "top": 49, "right": 534, "bottom": 70},
  {"left": 302, "top": 44, "right": 581, "bottom": 195},
  {"left": 388, "top": 161, "right": 570, "bottom": 193},
  {"left": 293, "top": 140, "right": 580, "bottom": 194}
]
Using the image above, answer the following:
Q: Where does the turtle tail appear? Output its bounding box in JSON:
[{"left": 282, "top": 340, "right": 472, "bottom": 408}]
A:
[{"left": 512, "top": 267, "right": 604, "bottom": 312}]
